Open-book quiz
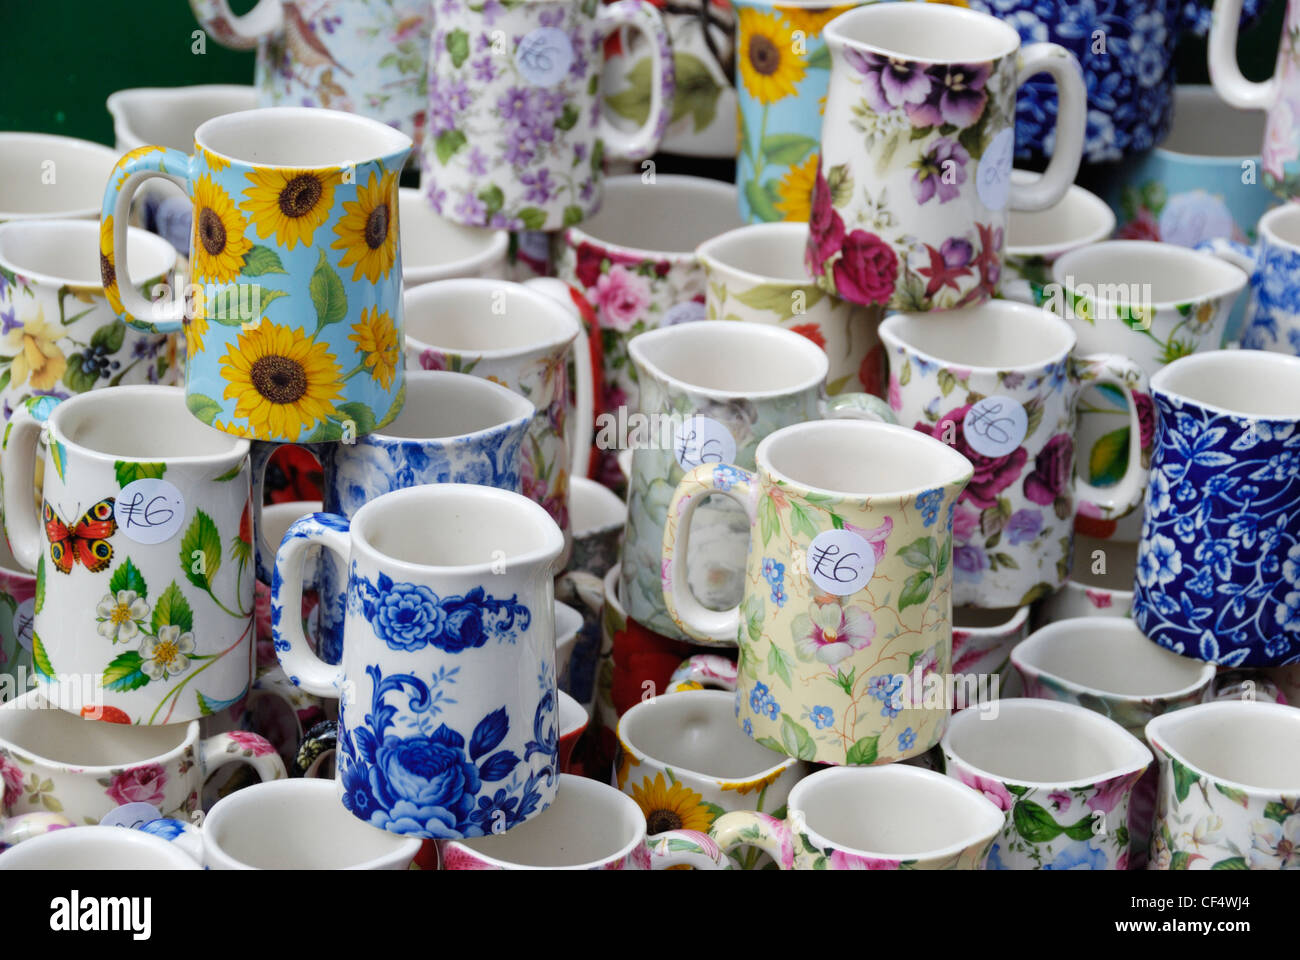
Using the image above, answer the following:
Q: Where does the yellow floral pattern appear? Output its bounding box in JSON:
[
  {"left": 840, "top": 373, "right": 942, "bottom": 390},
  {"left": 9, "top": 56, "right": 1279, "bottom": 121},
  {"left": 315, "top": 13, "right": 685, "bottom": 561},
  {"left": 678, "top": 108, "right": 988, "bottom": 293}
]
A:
[
  {"left": 6, "top": 307, "right": 67, "bottom": 391},
  {"left": 241, "top": 167, "right": 342, "bottom": 249},
  {"left": 190, "top": 175, "right": 252, "bottom": 284},
  {"left": 628, "top": 773, "right": 715, "bottom": 834},
  {"left": 349, "top": 307, "right": 400, "bottom": 389},
  {"left": 738, "top": 8, "right": 806, "bottom": 105},
  {"left": 218, "top": 321, "right": 342, "bottom": 441},
  {"left": 332, "top": 168, "right": 398, "bottom": 282}
]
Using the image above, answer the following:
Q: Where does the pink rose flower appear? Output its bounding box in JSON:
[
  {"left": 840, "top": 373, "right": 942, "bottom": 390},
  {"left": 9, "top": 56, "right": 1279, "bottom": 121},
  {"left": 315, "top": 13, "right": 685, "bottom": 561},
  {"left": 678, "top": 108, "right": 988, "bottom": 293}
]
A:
[
  {"left": 952, "top": 504, "right": 980, "bottom": 541},
  {"left": 1086, "top": 771, "right": 1139, "bottom": 815},
  {"left": 228, "top": 730, "right": 276, "bottom": 757},
  {"left": 0, "top": 753, "right": 24, "bottom": 809},
  {"left": 830, "top": 849, "right": 900, "bottom": 870},
  {"left": 1263, "top": 98, "right": 1300, "bottom": 183},
  {"left": 833, "top": 230, "right": 899, "bottom": 306},
  {"left": 888, "top": 374, "right": 903, "bottom": 412},
  {"left": 1048, "top": 790, "right": 1072, "bottom": 809},
  {"left": 958, "top": 769, "right": 1013, "bottom": 811},
  {"left": 1023, "top": 433, "right": 1074, "bottom": 506},
  {"left": 106, "top": 764, "right": 167, "bottom": 807},
  {"left": 916, "top": 404, "right": 1027, "bottom": 510},
  {"left": 440, "top": 845, "right": 495, "bottom": 871},
  {"left": 593, "top": 265, "right": 651, "bottom": 332}
]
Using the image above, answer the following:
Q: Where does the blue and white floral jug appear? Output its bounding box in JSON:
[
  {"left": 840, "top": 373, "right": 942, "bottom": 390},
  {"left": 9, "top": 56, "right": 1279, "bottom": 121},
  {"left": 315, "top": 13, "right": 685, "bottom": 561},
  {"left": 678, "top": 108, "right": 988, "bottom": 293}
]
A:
[{"left": 271, "top": 484, "right": 566, "bottom": 839}]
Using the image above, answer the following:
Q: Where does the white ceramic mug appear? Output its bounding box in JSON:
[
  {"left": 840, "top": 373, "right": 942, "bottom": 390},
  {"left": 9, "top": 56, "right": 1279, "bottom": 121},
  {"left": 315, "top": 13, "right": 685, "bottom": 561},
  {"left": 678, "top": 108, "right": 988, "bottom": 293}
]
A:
[
  {"left": 710, "top": 764, "right": 1006, "bottom": 870},
  {"left": 191, "top": 777, "right": 421, "bottom": 869},
  {"left": 1, "top": 386, "right": 255, "bottom": 725},
  {"left": 1001, "top": 176, "right": 1115, "bottom": 305},
  {"left": 943, "top": 698, "right": 1153, "bottom": 871},
  {"left": 0, "top": 824, "right": 200, "bottom": 869},
  {"left": 698, "top": 221, "right": 886, "bottom": 396},
  {"left": 1034, "top": 534, "right": 1136, "bottom": 624},
  {"left": 0, "top": 688, "right": 284, "bottom": 823},
  {"left": 272, "top": 484, "right": 566, "bottom": 840},
  {"left": 805, "top": 2, "right": 1086, "bottom": 310},
  {"left": 404, "top": 278, "right": 595, "bottom": 557},
  {"left": 0, "top": 219, "right": 180, "bottom": 419},
  {"left": 0, "top": 133, "right": 120, "bottom": 222},
  {"left": 615, "top": 689, "right": 807, "bottom": 868},
  {"left": 437, "top": 773, "right": 733, "bottom": 870},
  {"left": 1146, "top": 700, "right": 1300, "bottom": 870},
  {"left": 399, "top": 188, "right": 509, "bottom": 287}
]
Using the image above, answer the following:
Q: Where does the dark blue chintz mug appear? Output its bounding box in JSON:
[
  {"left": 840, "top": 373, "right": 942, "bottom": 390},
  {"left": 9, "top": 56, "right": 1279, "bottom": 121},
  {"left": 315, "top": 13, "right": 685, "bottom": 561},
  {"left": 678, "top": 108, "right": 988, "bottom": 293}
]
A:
[{"left": 1132, "top": 349, "right": 1300, "bottom": 668}]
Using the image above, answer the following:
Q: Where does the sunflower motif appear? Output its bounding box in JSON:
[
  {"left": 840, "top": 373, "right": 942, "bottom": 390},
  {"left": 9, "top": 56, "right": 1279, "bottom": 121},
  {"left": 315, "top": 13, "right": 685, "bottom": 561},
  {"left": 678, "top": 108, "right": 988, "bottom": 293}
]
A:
[
  {"left": 99, "top": 216, "right": 124, "bottom": 317},
  {"left": 201, "top": 146, "right": 231, "bottom": 172},
  {"left": 219, "top": 321, "right": 343, "bottom": 441},
  {"left": 628, "top": 772, "right": 714, "bottom": 834},
  {"left": 332, "top": 168, "right": 398, "bottom": 282},
  {"left": 776, "top": 152, "right": 819, "bottom": 221},
  {"left": 191, "top": 175, "right": 252, "bottom": 284},
  {"left": 113, "top": 145, "right": 167, "bottom": 188},
  {"left": 349, "top": 307, "right": 400, "bottom": 389},
  {"left": 241, "top": 168, "right": 342, "bottom": 250},
  {"left": 780, "top": 4, "right": 855, "bottom": 36},
  {"left": 184, "top": 285, "right": 208, "bottom": 364},
  {"left": 738, "top": 8, "right": 806, "bottom": 105}
]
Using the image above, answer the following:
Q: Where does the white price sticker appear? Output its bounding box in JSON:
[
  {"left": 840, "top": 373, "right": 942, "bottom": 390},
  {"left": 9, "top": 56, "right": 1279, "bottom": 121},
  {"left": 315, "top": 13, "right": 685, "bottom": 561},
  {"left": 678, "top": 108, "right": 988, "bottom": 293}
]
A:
[
  {"left": 962, "top": 395, "right": 1028, "bottom": 458},
  {"left": 976, "top": 126, "right": 1015, "bottom": 212},
  {"left": 806, "top": 529, "right": 875, "bottom": 595},
  {"left": 515, "top": 28, "right": 573, "bottom": 87},
  {"left": 115, "top": 478, "right": 187, "bottom": 545},
  {"left": 673, "top": 416, "right": 736, "bottom": 472}
]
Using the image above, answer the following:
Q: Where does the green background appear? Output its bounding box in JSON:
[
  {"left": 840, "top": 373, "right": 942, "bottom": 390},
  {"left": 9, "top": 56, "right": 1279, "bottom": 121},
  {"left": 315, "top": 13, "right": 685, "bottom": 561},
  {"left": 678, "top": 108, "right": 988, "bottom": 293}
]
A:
[{"left": 0, "top": 0, "right": 1288, "bottom": 146}]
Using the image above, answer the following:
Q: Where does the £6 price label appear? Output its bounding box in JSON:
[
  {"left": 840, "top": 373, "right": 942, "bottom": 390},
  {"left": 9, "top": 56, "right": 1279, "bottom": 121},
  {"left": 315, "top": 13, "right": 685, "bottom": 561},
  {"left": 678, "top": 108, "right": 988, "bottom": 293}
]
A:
[
  {"left": 673, "top": 416, "right": 737, "bottom": 473},
  {"left": 806, "top": 530, "right": 875, "bottom": 595},
  {"left": 961, "top": 395, "right": 1028, "bottom": 459},
  {"left": 115, "top": 478, "right": 187, "bottom": 545}
]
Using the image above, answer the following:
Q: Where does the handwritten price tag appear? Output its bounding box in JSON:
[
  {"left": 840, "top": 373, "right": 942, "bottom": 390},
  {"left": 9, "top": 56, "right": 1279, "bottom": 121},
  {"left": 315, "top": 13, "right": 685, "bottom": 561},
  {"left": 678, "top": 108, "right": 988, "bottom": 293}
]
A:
[
  {"left": 673, "top": 416, "right": 737, "bottom": 473},
  {"left": 99, "top": 802, "right": 164, "bottom": 830},
  {"left": 962, "top": 395, "right": 1028, "bottom": 458},
  {"left": 12, "top": 598, "right": 33, "bottom": 651},
  {"left": 115, "top": 478, "right": 186, "bottom": 545},
  {"left": 976, "top": 126, "right": 1014, "bottom": 212},
  {"left": 806, "top": 530, "right": 875, "bottom": 596},
  {"left": 515, "top": 27, "right": 573, "bottom": 87}
]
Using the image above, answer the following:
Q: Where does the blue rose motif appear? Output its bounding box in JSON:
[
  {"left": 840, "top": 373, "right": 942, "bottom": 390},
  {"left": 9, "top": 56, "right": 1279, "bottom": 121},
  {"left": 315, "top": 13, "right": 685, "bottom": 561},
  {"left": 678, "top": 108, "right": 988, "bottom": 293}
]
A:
[
  {"left": 439, "top": 590, "right": 489, "bottom": 653},
  {"left": 373, "top": 583, "right": 447, "bottom": 651},
  {"left": 369, "top": 726, "right": 483, "bottom": 837},
  {"left": 138, "top": 818, "right": 188, "bottom": 841}
]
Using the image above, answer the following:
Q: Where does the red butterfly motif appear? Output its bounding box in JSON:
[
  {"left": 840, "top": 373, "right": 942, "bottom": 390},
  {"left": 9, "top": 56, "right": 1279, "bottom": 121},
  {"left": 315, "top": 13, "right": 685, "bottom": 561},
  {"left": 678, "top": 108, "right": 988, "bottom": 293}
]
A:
[{"left": 44, "top": 498, "right": 117, "bottom": 574}]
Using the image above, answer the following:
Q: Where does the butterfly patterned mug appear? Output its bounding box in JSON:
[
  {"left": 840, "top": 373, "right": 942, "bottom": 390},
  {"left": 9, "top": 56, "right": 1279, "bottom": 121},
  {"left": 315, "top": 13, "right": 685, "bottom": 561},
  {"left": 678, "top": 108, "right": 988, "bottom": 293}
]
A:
[{"left": 0, "top": 387, "right": 255, "bottom": 726}]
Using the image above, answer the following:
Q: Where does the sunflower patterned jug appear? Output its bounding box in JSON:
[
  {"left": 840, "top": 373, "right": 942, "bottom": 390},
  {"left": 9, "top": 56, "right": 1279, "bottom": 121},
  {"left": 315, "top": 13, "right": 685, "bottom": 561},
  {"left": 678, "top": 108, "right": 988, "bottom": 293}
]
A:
[{"left": 100, "top": 107, "right": 412, "bottom": 443}]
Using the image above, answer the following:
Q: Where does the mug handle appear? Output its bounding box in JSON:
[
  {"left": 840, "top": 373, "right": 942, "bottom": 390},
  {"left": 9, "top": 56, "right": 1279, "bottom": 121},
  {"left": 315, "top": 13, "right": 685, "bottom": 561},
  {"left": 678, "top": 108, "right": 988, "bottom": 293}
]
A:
[
  {"left": 101, "top": 147, "right": 192, "bottom": 332},
  {"left": 188, "top": 0, "right": 285, "bottom": 49},
  {"left": 646, "top": 829, "right": 735, "bottom": 869},
  {"left": 250, "top": 440, "right": 327, "bottom": 584},
  {"left": 1208, "top": 0, "right": 1279, "bottom": 110},
  {"left": 523, "top": 278, "right": 594, "bottom": 481},
  {"left": 661, "top": 462, "right": 758, "bottom": 644},
  {"left": 0, "top": 399, "right": 60, "bottom": 572},
  {"left": 665, "top": 654, "right": 738, "bottom": 693},
  {"left": 199, "top": 730, "right": 288, "bottom": 784},
  {"left": 709, "top": 811, "right": 793, "bottom": 870},
  {"left": 1198, "top": 236, "right": 1260, "bottom": 279},
  {"left": 1008, "top": 44, "right": 1086, "bottom": 212},
  {"left": 1071, "top": 353, "right": 1151, "bottom": 520},
  {"left": 295, "top": 719, "right": 339, "bottom": 778},
  {"left": 272, "top": 514, "right": 350, "bottom": 697},
  {"left": 595, "top": 0, "right": 676, "bottom": 161}
]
